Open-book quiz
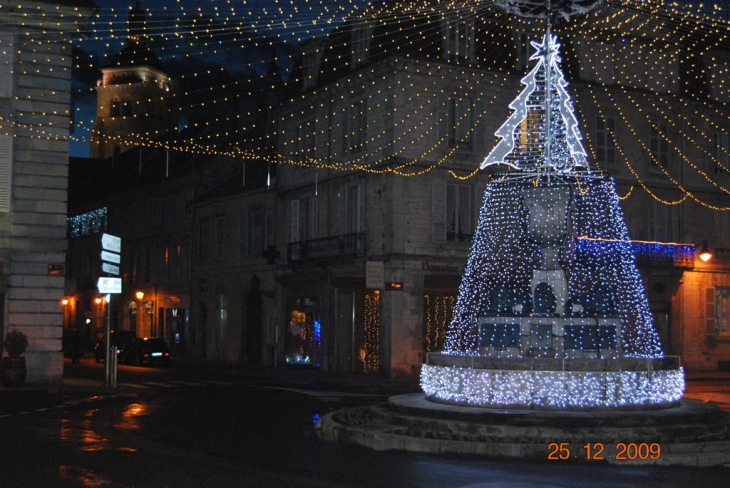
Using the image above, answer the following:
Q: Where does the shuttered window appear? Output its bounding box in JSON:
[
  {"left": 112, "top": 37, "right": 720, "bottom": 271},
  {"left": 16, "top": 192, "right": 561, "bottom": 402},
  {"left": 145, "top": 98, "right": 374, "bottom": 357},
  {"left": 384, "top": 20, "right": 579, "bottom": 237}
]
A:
[{"left": 0, "top": 135, "right": 12, "bottom": 211}]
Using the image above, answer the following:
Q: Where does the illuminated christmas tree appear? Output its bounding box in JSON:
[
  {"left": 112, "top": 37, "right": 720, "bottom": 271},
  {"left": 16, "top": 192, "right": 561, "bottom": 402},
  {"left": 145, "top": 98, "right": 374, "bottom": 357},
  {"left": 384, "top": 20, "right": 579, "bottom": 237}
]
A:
[{"left": 422, "top": 27, "right": 682, "bottom": 408}]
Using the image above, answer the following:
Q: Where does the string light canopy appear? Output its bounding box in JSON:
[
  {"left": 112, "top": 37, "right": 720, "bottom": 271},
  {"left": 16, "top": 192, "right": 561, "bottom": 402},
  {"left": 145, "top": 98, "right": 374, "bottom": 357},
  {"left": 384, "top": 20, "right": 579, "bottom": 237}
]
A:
[
  {"left": 70, "top": 2, "right": 730, "bottom": 206},
  {"left": 421, "top": 4, "right": 684, "bottom": 409},
  {"left": 4, "top": 0, "right": 730, "bottom": 210}
]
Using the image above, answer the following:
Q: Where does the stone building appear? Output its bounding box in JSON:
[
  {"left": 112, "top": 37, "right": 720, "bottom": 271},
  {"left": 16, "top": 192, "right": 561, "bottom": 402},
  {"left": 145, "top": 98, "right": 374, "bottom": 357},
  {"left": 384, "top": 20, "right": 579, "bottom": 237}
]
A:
[
  {"left": 0, "top": 0, "right": 96, "bottom": 383},
  {"left": 89, "top": 2, "right": 177, "bottom": 160},
  {"left": 68, "top": 2, "right": 730, "bottom": 375},
  {"left": 221, "top": 3, "right": 729, "bottom": 375}
]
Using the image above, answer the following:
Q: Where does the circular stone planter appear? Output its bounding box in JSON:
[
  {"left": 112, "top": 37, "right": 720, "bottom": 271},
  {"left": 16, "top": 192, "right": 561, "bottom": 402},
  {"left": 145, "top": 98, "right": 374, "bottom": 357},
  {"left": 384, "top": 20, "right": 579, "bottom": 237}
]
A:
[{"left": 421, "top": 357, "right": 685, "bottom": 410}]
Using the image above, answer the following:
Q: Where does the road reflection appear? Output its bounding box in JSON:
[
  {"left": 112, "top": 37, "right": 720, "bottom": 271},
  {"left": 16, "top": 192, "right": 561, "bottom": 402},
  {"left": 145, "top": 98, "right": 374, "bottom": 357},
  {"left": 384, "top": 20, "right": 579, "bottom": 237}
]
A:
[
  {"left": 60, "top": 414, "right": 107, "bottom": 452},
  {"left": 114, "top": 403, "right": 150, "bottom": 431},
  {"left": 58, "top": 465, "right": 119, "bottom": 488}
]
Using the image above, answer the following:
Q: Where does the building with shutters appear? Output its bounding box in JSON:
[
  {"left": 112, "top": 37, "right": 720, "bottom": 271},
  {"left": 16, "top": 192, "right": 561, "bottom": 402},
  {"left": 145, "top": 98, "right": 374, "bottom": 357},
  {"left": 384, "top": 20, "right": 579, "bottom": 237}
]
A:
[
  {"left": 236, "top": 2, "right": 730, "bottom": 375},
  {"left": 66, "top": 1, "right": 730, "bottom": 375}
]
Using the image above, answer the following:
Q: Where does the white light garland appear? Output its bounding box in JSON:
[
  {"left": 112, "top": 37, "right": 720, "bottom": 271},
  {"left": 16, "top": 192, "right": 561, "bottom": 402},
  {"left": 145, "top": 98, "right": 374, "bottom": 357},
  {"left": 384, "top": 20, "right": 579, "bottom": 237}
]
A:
[{"left": 421, "top": 364, "right": 685, "bottom": 408}]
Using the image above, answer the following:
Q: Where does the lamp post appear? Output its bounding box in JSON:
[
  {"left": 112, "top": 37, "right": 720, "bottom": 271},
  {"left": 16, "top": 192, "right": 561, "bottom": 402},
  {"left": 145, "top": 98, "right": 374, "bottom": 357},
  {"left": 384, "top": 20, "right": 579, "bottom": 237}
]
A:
[{"left": 699, "top": 241, "right": 713, "bottom": 262}]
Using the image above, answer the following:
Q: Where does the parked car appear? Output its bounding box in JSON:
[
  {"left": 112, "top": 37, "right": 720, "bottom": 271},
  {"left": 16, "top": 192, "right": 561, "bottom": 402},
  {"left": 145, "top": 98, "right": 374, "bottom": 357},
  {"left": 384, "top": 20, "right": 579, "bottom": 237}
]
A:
[
  {"left": 94, "top": 330, "right": 139, "bottom": 364},
  {"left": 133, "top": 338, "right": 171, "bottom": 366}
]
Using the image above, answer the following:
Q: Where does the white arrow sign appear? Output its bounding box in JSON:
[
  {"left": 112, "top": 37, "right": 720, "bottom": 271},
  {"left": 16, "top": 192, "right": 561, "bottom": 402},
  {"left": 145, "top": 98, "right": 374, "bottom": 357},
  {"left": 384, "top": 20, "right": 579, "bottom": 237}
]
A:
[
  {"left": 102, "top": 262, "right": 120, "bottom": 275},
  {"left": 101, "top": 250, "right": 121, "bottom": 264},
  {"left": 97, "top": 277, "right": 122, "bottom": 294},
  {"left": 101, "top": 233, "right": 121, "bottom": 253}
]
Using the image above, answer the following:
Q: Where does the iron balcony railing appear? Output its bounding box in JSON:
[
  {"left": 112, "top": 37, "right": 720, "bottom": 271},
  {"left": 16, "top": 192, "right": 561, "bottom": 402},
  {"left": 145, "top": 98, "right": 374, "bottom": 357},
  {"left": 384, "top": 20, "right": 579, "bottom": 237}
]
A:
[
  {"left": 288, "top": 233, "right": 366, "bottom": 263},
  {"left": 576, "top": 237, "right": 695, "bottom": 269}
]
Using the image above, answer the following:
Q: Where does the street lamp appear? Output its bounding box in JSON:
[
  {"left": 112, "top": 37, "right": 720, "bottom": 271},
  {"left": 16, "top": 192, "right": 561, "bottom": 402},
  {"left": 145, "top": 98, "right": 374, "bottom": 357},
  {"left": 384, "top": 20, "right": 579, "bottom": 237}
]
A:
[
  {"left": 136, "top": 291, "right": 144, "bottom": 300},
  {"left": 698, "top": 241, "right": 713, "bottom": 262}
]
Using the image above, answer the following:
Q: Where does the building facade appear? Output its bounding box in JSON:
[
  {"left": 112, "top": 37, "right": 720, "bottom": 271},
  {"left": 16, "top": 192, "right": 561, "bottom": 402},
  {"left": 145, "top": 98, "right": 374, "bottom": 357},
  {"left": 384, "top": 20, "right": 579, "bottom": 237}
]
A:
[
  {"left": 89, "top": 3, "right": 177, "bottom": 160},
  {"left": 0, "top": 0, "right": 96, "bottom": 383},
  {"left": 68, "top": 2, "right": 730, "bottom": 376}
]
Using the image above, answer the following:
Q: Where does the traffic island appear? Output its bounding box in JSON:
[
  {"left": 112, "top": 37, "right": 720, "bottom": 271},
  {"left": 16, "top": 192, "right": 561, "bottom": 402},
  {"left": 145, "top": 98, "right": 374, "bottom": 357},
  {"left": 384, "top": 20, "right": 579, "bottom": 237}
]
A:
[{"left": 317, "top": 393, "right": 730, "bottom": 467}]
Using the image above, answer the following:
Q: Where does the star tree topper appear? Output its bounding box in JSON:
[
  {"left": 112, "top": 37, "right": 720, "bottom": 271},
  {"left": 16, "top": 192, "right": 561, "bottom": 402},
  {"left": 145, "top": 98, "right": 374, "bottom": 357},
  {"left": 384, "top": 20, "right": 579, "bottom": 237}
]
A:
[{"left": 481, "top": 33, "right": 588, "bottom": 173}]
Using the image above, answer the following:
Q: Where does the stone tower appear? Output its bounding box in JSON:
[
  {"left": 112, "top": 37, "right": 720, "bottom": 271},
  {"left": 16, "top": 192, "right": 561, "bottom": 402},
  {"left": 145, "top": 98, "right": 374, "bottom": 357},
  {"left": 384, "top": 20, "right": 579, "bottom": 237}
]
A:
[{"left": 90, "top": 2, "right": 177, "bottom": 159}]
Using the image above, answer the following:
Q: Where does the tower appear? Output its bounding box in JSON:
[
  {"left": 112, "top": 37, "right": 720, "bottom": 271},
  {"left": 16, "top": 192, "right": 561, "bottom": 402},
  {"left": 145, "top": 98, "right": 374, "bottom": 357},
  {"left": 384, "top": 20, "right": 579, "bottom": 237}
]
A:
[{"left": 90, "top": 2, "right": 177, "bottom": 160}]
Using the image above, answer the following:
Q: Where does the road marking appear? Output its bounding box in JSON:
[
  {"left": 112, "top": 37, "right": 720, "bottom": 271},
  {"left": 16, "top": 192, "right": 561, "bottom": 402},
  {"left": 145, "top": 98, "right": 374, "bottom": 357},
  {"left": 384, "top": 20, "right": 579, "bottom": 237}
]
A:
[
  {"left": 318, "top": 397, "right": 342, "bottom": 403},
  {"left": 202, "top": 380, "right": 235, "bottom": 386},
  {"left": 172, "top": 381, "right": 207, "bottom": 387},
  {"left": 264, "top": 387, "right": 384, "bottom": 399},
  {"left": 36, "top": 407, "right": 51, "bottom": 412},
  {"left": 143, "top": 382, "right": 180, "bottom": 388},
  {"left": 117, "top": 383, "right": 151, "bottom": 389}
]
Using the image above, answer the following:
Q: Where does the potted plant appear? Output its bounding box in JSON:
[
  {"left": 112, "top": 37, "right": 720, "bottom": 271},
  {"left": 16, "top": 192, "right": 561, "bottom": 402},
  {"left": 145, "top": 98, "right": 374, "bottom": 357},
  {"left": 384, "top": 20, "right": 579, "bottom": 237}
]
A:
[{"left": 2, "top": 329, "right": 28, "bottom": 387}]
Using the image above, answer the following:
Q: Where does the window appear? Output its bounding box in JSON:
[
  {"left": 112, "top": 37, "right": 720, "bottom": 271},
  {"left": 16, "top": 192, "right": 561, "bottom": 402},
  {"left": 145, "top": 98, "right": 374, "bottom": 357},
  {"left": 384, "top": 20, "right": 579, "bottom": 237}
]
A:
[
  {"left": 238, "top": 210, "right": 247, "bottom": 256},
  {"left": 433, "top": 182, "right": 472, "bottom": 243},
  {"left": 198, "top": 219, "right": 209, "bottom": 262},
  {"left": 650, "top": 121, "right": 669, "bottom": 167},
  {"left": 709, "top": 131, "right": 730, "bottom": 175},
  {"left": 213, "top": 215, "right": 226, "bottom": 260},
  {"left": 446, "top": 184, "right": 472, "bottom": 241},
  {"left": 595, "top": 116, "right": 617, "bottom": 165},
  {"left": 443, "top": 13, "right": 474, "bottom": 62},
  {"left": 144, "top": 246, "right": 151, "bottom": 283},
  {"left": 716, "top": 287, "right": 730, "bottom": 336},
  {"left": 248, "top": 205, "right": 266, "bottom": 257},
  {"left": 122, "top": 97, "right": 132, "bottom": 116},
  {"left": 0, "top": 33, "right": 14, "bottom": 98},
  {"left": 345, "top": 184, "right": 364, "bottom": 234},
  {"left": 291, "top": 196, "right": 317, "bottom": 243},
  {"left": 647, "top": 200, "right": 677, "bottom": 242},
  {"left": 180, "top": 241, "right": 191, "bottom": 281},
  {"left": 295, "top": 119, "right": 316, "bottom": 161},
  {"left": 0, "top": 134, "right": 12, "bottom": 211},
  {"left": 447, "top": 97, "right": 473, "bottom": 149},
  {"left": 518, "top": 33, "right": 531, "bottom": 72},
  {"left": 593, "top": 42, "right": 615, "bottom": 85},
  {"left": 111, "top": 98, "right": 121, "bottom": 117},
  {"left": 351, "top": 23, "right": 372, "bottom": 68},
  {"left": 344, "top": 99, "right": 367, "bottom": 154}
]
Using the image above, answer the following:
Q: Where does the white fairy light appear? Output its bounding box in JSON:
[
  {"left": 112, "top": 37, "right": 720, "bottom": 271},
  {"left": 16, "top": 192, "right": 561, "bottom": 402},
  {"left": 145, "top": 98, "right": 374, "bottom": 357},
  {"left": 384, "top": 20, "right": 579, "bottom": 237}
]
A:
[{"left": 481, "top": 33, "right": 588, "bottom": 173}]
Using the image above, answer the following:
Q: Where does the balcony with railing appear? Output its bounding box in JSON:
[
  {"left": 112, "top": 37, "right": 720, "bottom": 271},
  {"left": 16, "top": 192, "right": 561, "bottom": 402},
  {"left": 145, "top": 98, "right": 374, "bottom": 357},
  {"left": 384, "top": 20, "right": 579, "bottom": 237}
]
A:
[
  {"left": 576, "top": 237, "right": 696, "bottom": 269},
  {"left": 288, "top": 233, "right": 366, "bottom": 263}
]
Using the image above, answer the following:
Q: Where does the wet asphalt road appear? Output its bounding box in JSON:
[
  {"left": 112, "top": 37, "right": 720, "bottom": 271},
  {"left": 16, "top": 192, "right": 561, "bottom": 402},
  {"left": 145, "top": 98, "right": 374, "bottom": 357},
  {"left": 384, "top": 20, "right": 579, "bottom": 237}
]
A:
[{"left": 1, "top": 359, "right": 729, "bottom": 487}]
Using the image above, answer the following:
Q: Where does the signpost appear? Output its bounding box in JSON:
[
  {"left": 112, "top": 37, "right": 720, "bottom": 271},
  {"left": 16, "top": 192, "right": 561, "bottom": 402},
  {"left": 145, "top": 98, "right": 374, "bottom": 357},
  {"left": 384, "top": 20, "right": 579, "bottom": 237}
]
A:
[{"left": 99, "top": 233, "right": 121, "bottom": 389}]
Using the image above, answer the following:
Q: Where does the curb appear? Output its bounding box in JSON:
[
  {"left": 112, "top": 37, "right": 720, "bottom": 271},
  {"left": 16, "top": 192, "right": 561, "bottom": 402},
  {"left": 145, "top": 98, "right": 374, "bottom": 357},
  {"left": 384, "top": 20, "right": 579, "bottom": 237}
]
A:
[{"left": 317, "top": 396, "right": 730, "bottom": 467}]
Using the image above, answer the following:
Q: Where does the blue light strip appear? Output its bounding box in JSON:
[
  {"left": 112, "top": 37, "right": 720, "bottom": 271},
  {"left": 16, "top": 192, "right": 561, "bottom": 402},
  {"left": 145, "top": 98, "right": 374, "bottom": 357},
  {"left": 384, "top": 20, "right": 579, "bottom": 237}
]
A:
[{"left": 67, "top": 207, "right": 108, "bottom": 238}]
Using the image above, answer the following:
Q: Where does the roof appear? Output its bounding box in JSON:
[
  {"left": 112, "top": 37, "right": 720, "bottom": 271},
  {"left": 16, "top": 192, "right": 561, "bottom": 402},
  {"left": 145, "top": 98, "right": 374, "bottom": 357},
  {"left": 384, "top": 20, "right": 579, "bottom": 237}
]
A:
[{"left": 108, "top": 43, "right": 162, "bottom": 70}]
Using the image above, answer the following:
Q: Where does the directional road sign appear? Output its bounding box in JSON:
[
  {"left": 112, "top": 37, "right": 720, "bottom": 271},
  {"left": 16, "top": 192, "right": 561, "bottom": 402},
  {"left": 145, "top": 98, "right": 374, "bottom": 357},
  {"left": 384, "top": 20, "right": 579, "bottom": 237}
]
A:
[
  {"left": 101, "top": 233, "right": 121, "bottom": 253},
  {"left": 101, "top": 250, "right": 121, "bottom": 264},
  {"left": 97, "top": 277, "right": 122, "bottom": 294},
  {"left": 102, "top": 262, "right": 120, "bottom": 275}
]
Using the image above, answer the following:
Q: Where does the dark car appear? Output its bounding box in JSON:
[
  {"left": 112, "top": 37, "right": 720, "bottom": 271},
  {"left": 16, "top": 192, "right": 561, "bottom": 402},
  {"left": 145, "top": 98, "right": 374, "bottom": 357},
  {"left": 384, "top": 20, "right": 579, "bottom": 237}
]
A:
[
  {"left": 94, "top": 330, "right": 139, "bottom": 364},
  {"left": 134, "top": 338, "right": 171, "bottom": 366}
]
